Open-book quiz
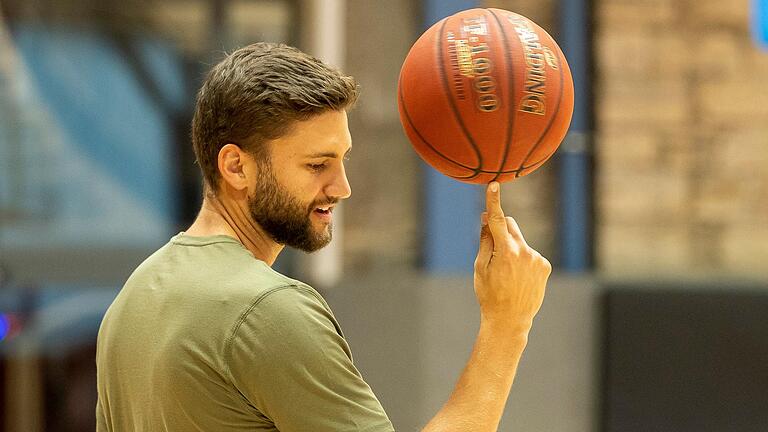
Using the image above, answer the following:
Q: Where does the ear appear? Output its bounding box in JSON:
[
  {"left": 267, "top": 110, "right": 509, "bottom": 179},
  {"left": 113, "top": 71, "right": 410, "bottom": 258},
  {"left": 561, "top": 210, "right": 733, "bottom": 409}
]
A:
[{"left": 217, "top": 144, "right": 250, "bottom": 191}]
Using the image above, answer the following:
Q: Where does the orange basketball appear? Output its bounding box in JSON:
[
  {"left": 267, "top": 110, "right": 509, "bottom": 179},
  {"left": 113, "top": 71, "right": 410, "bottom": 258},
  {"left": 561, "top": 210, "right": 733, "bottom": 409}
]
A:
[{"left": 397, "top": 8, "right": 574, "bottom": 183}]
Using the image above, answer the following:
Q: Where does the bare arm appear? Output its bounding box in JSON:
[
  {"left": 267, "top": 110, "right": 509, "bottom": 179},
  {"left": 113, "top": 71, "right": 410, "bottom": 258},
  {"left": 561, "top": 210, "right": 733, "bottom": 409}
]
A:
[{"left": 421, "top": 182, "right": 551, "bottom": 432}]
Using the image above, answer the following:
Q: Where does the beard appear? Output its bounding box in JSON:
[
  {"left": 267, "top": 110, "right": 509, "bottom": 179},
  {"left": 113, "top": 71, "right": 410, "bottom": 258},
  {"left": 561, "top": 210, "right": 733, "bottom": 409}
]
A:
[{"left": 248, "top": 162, "right": 335, "bottom": 253}]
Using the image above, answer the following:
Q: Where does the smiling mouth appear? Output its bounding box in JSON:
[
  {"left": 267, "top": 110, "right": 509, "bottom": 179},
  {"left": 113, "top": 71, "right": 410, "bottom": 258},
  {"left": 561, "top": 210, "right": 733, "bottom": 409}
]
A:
[
  {"left": 311, "top": 198, "right": 338, "bottom": 214},
  {"left": 312, "top": 205, "right": 334, "bottom": 216}
]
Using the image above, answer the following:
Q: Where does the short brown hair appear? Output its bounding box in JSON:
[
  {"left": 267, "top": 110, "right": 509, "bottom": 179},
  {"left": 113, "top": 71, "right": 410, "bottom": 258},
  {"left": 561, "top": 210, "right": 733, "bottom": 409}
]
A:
[{"left": 191, "top": 42, "right": 359, "bottom": 190}]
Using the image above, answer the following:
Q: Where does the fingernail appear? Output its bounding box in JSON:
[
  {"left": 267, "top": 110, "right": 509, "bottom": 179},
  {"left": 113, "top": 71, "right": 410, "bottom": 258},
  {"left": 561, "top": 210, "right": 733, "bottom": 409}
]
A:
[
  {"left": 490, "top": 182, "right": 499, "bottom": 192},
  {"left": 481, "top": 213, "right": 488, "bottom": 226}
]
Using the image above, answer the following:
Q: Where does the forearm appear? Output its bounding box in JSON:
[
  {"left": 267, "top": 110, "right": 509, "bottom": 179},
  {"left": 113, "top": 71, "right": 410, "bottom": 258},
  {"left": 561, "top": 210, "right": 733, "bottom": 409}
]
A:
[{"left": 421, "top": 320, "right": 529, "bottom": 432}]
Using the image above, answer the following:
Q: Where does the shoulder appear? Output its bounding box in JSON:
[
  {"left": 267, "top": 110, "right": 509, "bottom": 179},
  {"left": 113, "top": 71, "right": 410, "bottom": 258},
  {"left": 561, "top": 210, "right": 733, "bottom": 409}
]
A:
[
  {"left": 223, "top": 282, "right": 348, "bottom": 374},
  {"left": 229, "top": 283, "right": 338, "bottom": 342},
  {"left": 218, "top": 260, "right": 327, "bottom": 312},
  {"left": 225, "top": 282, "right": 345, "bottom": 358}
]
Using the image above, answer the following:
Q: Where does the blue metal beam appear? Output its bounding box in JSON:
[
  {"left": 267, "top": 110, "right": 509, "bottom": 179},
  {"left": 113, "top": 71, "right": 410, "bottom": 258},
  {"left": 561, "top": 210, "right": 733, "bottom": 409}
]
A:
[
  {"left": 558, "top": 0, "right": 593, "bottom": 272},
  {"left": 422, "top": 0, "right": 482, "bottom": 274},
  {"left": 753, "top": 0, "right": 768, "bottom": 51}
]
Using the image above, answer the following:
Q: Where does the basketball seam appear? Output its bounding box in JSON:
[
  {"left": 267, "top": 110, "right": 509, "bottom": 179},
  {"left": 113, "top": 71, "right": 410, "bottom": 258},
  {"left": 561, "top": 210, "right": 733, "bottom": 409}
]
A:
[
  {"left": 399, "top": 12, "right": 562, "bottom": 183},
  {"left": 437, "top": 16, "right": 485, "bottom": 173},
  {"left": 447, "top": 155, "right": 551, "bottom": 181},
  {"left": 398, "top": 83, "right": 479, "bottom": 174},
  {"left": 487, "top": 8, "right": 516, "bottom": 183},
  {"left": 515, "top": 35, "right": 567, "bottom": 177}
]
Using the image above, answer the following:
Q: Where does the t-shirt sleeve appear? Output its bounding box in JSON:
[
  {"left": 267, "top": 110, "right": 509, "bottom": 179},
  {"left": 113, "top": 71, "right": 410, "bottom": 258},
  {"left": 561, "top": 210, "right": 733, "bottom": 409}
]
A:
[{"left": 226, "top": 285, "right": 395, "bottom": 432}]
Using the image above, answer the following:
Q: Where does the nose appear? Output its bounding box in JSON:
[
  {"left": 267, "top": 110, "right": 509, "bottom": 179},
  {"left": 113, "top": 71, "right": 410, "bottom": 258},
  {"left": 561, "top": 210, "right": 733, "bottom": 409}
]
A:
[{"left": 325, "top": 163, "right": 352, "bottom": 200}]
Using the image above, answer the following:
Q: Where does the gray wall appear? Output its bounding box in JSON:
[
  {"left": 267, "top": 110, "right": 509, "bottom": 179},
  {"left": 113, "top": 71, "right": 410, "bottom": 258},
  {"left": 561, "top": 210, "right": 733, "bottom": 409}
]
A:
[{"left": 326, "top": 273, "right": 601, "bottom": 431}]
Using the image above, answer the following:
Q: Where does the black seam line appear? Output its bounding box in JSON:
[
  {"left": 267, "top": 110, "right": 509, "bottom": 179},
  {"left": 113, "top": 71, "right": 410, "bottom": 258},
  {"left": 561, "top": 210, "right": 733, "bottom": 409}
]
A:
[
  {"left": 515, "top": 39, "right": 566, "bottom": 178},
  {"left": 437, "top": 16, "right": 485, "bottom": 172},
  {"left": 451, "top": 154, "right": 550, "bottom": 180},
  {"left": 399, "top": 83, "right": 481, "bottom": 173},
  {"left": 487, "top": 8, "right": 515, "bottom": 183}
]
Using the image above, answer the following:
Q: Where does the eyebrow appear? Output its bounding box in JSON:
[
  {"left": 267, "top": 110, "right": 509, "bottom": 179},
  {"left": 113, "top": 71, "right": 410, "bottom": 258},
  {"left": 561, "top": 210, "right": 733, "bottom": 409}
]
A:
[{"left": 306, "top": 147, "right": 352, "bottom": 159}]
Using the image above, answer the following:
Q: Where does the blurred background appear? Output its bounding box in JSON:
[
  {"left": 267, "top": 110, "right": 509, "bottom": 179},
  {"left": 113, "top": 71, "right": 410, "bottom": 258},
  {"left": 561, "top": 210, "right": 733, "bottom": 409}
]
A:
[{"left": 1, "top": 0, "right": 767, "bottom": 430}]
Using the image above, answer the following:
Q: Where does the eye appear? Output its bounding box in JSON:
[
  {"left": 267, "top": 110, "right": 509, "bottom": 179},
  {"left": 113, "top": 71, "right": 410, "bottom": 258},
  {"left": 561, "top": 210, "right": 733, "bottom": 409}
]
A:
[
  {"left": 343, "top": 153, "right": 351, "bottom": 162},
  {"left": 307, "top": 163, "right": 327, "bottom": 172}
]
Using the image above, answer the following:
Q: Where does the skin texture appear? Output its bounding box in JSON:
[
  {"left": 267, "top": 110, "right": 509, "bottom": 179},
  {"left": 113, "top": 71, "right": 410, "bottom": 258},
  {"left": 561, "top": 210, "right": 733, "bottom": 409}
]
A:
[
  {"left": 186, "top": 109, "right": 551, "bottom": 431},
  {"left": 247, "top": 158, "right": 339, "bottom": 253},
  {"left": 185, "top": 110, "right": 352, "bottom": 264}
]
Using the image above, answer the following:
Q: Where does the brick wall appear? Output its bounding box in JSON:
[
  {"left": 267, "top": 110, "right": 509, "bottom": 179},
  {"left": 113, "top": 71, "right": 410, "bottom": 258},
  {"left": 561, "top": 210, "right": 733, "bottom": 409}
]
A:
[{"left": 596, "top": 0, "right": 768, "bottom": 279}]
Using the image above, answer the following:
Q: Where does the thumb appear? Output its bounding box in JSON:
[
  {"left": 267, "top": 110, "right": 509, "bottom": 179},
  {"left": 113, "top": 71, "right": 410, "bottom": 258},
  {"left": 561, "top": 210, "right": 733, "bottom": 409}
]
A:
[{"left": 476, "top": 212, "right": 493, "bottom": 267}]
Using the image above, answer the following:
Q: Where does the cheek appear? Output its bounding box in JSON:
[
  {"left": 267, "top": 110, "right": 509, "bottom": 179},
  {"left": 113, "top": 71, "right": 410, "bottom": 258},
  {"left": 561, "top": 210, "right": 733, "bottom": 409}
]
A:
[{"left": 278, "top": 172, "right": 323, "bottom": 205}]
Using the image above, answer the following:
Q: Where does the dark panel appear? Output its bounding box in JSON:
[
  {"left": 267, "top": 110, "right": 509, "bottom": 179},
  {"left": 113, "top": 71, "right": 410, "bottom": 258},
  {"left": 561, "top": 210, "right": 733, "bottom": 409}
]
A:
[{"left": 603, "top": 288, "right": 768, "bottom": 432}]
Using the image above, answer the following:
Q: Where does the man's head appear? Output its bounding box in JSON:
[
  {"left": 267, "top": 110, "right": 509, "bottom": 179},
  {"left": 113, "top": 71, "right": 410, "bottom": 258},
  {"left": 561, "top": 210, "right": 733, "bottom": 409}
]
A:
[{"left": 191, "top": 43, "right": 358, "bottom": 252}]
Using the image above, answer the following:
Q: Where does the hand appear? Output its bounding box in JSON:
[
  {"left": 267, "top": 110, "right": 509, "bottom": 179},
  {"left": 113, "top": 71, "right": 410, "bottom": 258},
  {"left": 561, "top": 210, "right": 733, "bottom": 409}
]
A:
[{"left": 473, "top": 182, "right": 552, "bottom": 333}]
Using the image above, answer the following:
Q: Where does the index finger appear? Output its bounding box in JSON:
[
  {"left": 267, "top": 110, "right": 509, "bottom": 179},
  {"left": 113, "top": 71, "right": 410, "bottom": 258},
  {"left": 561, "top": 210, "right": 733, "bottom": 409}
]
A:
[{"left": 485, "top": 182, "right": 509, "bottom": 243}]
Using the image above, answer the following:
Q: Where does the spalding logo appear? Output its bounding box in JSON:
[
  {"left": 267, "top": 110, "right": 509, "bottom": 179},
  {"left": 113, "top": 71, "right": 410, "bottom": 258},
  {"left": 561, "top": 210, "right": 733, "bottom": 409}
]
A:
[
  {"left": 543, "top": 47, "right": 559, "bottom": 70},
  {"left": 508, "top": 15, "right": 548, "bottom": 116}
]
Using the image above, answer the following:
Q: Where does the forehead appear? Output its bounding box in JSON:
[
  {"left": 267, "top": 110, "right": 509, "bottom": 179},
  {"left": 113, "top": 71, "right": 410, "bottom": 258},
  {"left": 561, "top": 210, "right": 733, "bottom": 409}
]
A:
[{"left": 269, "top": 110, "right": 351, "bottom": 158}]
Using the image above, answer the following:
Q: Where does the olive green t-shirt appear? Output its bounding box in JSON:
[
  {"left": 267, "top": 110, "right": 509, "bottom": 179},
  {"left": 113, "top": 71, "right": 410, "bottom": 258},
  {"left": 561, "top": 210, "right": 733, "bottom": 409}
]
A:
[{"left": 96, "top": 233, "right": 394, "bottom": 431}]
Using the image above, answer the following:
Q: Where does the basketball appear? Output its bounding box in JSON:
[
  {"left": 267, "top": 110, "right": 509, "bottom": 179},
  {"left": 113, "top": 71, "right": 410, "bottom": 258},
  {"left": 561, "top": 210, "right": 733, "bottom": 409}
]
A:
[{"left": 397, "top": 8, "right": 574, "bottom": 183}]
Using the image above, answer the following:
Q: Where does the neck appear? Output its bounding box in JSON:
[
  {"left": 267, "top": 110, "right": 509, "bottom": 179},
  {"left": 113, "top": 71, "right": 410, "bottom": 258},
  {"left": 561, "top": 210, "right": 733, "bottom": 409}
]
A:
[{"left": 185, "top": 193, "right": 283, "bottom": 266}]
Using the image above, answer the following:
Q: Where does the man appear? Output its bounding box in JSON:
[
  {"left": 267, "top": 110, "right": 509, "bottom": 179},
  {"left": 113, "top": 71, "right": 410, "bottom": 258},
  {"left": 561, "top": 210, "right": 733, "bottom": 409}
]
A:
[{"left": 96, "top": 42, "right": 551, "bottom": 432}]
